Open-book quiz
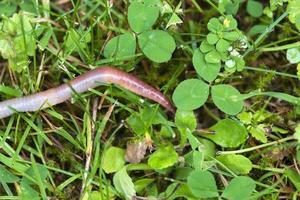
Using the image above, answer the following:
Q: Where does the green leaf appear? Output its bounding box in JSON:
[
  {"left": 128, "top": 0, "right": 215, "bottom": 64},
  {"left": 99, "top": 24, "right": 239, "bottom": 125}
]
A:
[
  {"left": 127, "top": 113, "right": 147, "bottom": 135},
  {"left": 134, "top": 178, "right": 154, "bottom": 193},
  {"left": 211, "top": 84, "right": 244, "bottom": 115},
  {"left": 246, "top": 0, "right": 263, "bottom": 17},
  {"left": 248, "top": 25, "right": 268, "bottom": 37},
  {"left": 200, "top": 40, "right": 214, "bottom": 53},
  {"left": 249, "top": 124, "right": 267, "bottom": 143},
  {"left": 218, "top": 0, "right": 240, "bottom": 15},
  {"left": 39, "top": 28, "right": 53, "bottom": 51},
  {"left": 113, "top": 167, "right": 136, "bottom": 199},
  {"left": 148, "top": 145, "right": 178, "bottom": 169},
  {"left": 198, "top": 138, "right": 216, "bottom": 160},
  {"left": 294, "top": 124, "right": 300, "bottom": 142},
  {"left": 222, "top": 176, "right": 256, "bottom": 200},
  {"left": 102, "top": 146, "right": 126, "bottom": 173},
  {"left": 205, "top": 49, "right": 221, "bottom": 64},
  {"left": 216, "top": 39, "right": 230, "bottom": 52},
  {"left": 103, "top": 33, "right": 136, "bottom": 60},
  {"left": 237, "top": 112, "right": 253, "bottom": 125},
  {"left": 207, "top": 18, "right": 223, "bottom": 32},
  {"left": 285, "top": 168, "right": 300, "bottom": 191},
  {"left": 223, "top": 31, "right": 240, "bottom": 41},
  {"left": 286, "top": 47, "right": 300, "bottom": 64},
  {"left": 164, "top": 183, "right": 198, "bottom": 200},
  {"left": 192, "top": 49, "right": 221, "bottom": 82},
  {"left": 20, "top": 0, "right": 38, "bottom": 14},
  {"left": 175, "top": 110, "right": 197, "bottom": 132},
  {"left": 206, "top": 119, "right": 248, "bottom": 148},
  {"left": 287, "top": 0, "right": 300, "bottom": 31},
  {"left": 187, "top": 170, "right": 219, "bottom": 198},
  {"left": 64, "top": 28, "right": 91, "bottom": 54},
  {"left": 166, "top": 13, "right": 183, "bottom": 28},
  {"left": 24, "top": 164, "right": 49, "bottom": 185},
  {"left": 0, "top": 165, "right": 20, "bottom": 183},
  {"left": 128, "top": 1, "right": 159, "bottom": 33},
  {"left": 207, "top": 33, "right": 219, "bottom": 44},
  {"left": 0, "top": 2, "right": 17, "bottom": 17},
  {"left": 172, "top": 79, "right": 210, "bottom": 110},
  {"left": 138, "top": 30, "right": 176, "bottom": 63},
  {"left": 217, "top": 154, "right": 253, "bottom": 175},
  {"left": 20, "top": 180, "right": 40, "bottom": 200},
  {"left": 223, "top": 15, "right": 238, "bottom": 30}
]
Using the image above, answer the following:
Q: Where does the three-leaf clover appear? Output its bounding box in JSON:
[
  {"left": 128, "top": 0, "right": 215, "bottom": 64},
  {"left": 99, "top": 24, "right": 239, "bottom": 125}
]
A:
[{"left": 104, "top": 0, "right": 176, "bottom": 63}]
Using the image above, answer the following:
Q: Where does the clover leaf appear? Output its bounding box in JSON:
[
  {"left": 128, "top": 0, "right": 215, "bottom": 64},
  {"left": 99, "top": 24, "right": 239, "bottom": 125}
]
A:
[
  {"left": 206, "top": 15, "right": 240, "bottom": 54},
  {"left": 287, "top": 0, "right": 300, "bottom": 31}
]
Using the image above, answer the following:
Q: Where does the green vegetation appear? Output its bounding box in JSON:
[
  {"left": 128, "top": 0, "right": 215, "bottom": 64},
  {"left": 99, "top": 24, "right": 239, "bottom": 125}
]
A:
[{"left": 0, "top": 0, "right": 300, "bottom": 199}]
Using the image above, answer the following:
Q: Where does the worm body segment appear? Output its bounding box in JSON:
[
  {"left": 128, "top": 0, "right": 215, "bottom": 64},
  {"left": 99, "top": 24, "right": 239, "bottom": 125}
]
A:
[{"left": 0, "top": 66, "right": 174, "bottom": 119}]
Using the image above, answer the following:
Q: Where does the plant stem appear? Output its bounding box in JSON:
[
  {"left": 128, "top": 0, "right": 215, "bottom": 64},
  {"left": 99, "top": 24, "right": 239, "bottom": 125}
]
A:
[
  {"left": 260, "top": 41, "right": 300, "bottom": 52},
  {"left": 244, "top": 66, "right": 299, "bottom": 79},
  {"left": 243, "top": 11, "right": 288, "bottom": 57},
  {"left": 217, "top": 136, "right": 295, "bottom": 155}
]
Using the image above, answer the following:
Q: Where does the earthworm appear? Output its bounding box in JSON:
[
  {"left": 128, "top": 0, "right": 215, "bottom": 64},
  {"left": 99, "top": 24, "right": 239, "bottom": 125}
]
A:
[{"left": 0, "top": 66, "right": 175, "bottom": 119}]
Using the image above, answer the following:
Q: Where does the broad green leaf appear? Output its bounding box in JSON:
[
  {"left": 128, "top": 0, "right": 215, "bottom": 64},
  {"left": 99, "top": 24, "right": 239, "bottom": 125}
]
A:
[
  {"left": 285, "top": 168, "right": 300, "bottom": 191},
  {"left": 0, "top": 165, "right": 20, "bottom": 183},
  {"left": 206, "top": 119, "right": 248, "bottom": 148},
  {"left": 218, "top": 0, "right": 240, "bottom": 15},
  {"left": 103, "top": 33, "right": 136, "bottom": 59},
  {"left": 102, "top": 146, "right": 126, "bottom": 173},
  {"left": 148, "top": 145, "right": 178, "bottom": 169},
  {"left": 175, "top": 110, "right": 197, "bottom": 146},
  {"left": 287, "top": 0, "right": 300, "bottom": 31},
  {"left": 193, "top": 49, "right": 221, "bottom": 82},
  {"left": 113, "top": 167, "right": 136, "bottom": 199},
  {"left": 222, "top": 176, "right": 256, "bottom": 200},
  {"left": 207, "top": 18, "right": 223, "bottom": 32},
  {"left": 223, "top": 31, "right": 240, "bottom": 41},
  {"left": 200, "top": 40, "right": 214, "bottom": 53},
  {"left": 246, "top": 0, "right": 263, "bottom": 17},
  {"left": 205, "top": 49, "right": 221, "bottom": 63},
  {"left": 24, "top": 164, "right": 49, "bottom": 185},
  {"left": 237, "top": 111, "right": 253, "bottom": 125},
  {"left": 175, "top": 110, "right": 197, "bottom": 132},
  {"left": 20, "top": 180, "right": 40, "bottom": 200},
  {"left": 187, "top": 170, "right": 219, "bottom": 198},
  {"left": 249, "top": 124, "right": 267, "bottom": 143},
  {"left": 138, "top": 30, "right": 176, "bottom": 63},
  {"left": 223, "top": 15, "right": 238, "bottom": 30},
  {"left": 286, "top": 47, "right": 300, "bottom": 64},
  {"left": 128, "top": 1, "right": 159, "bottom": 33},
  {"left": 0, "top": 2, "right": 17, "bottom": 17},
  {"left": 172, "top": 79, "right": 210, "bottom": 110},
  {"left": 207, "top": 33, "right": 219, "bottom": 44},
  {"left": 217, "top": 154, "right": 253, "bottom": 175},
  {"left": 216, "top": 38, "right": 230, "bottom": 52},
  {"left": 198, "top": 138, "right": 216, "bottom": 160},
  {"left": 20, "top": 0, "right": 38, "bottom": 14},
  {"left": 211, "top": 84, "right": 244, "bottom": 115},
  {"left": 127, "top": 113, "right": 147, "bottom": 135}
]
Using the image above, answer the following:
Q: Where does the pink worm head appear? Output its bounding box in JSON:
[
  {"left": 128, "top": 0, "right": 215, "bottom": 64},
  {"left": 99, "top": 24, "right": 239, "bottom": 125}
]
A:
[{"left": 0, "top": 66, "right": 175, "bottom": 119}]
